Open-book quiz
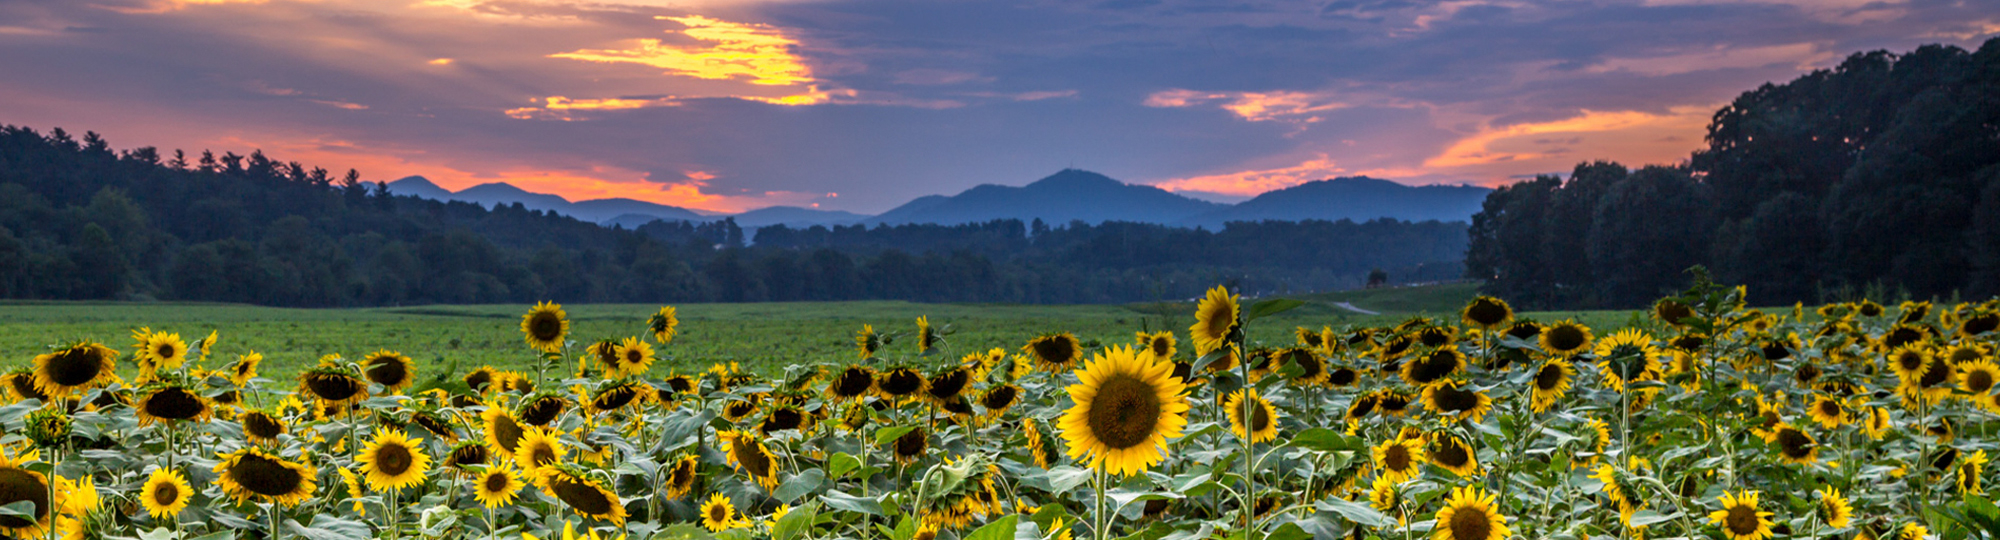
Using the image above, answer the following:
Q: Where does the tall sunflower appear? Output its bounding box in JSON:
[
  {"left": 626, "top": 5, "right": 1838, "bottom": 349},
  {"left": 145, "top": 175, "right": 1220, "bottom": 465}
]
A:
[
  {"left": 826, "top": 365, "right": 876, "bottom": 403},
  {"left": 298, "top": 366, "right": 369, "bottom": 408},
  {"left": 1959, "top": 450, "right": 1988, "bottom": 495},
  {"left": 1539, "top": 320, "right": 1594, "bottom": 356},
  {"left": 1529, "top": 358, "right": 1573, "bottom": 413},
  {"left": 701, "top": 493, "right": 744, "bottom": 532},
  {"left": 892, "top": 427, "right": 929, "bottom": 465},
  {"left": 1189, "top": 285, "right": 1240, "bottom": 356},
  {"left": 1817, "top": 486, "right": 1852, "bottom": 528},
  {"left": 1137, "top": 331, "right": 1177, "bottom": 361},
  {"left": 1428, "top": 434, "right": 1479, "bottom": 477},
  {"left": 482, "top": 406, "right": 528, "bottom": 458},
  {"left": 473, "top": 465, "right": 523, "bottom": 508},
  {"left": 855, "top": 325, "right": 882, "bottom": 359},
  {"left": 227, "top": 352, "right": 262, "bottom": 387},
  {"left": 538, "top": 465, "right": 626, "bottom": 525},
  {"left": 1024, "top": 333, "right": 1084, "bottom": 373},
  {"left": 1056, "top": 345, "right": 1190, "bottom": 476},
  {"left": 141, "top": 469, "right": 191, "bottom": 520},
  {"left": 514, "top": 427, "right": 565, "bottom": 474},
  {"left": 924, "top": 366, "right": 972, "bottom": 408},
  {"left": 718, "top": 430, "right": 780, "bottom": 489},
  {"left": 521, "top": 301, "right": 570, "bottom": 353},
  {"left": 649, "top": 306, "right": 679, "bottom": 344},
  {"left": 139, "top": 332, "right": 190, "bottom": 371},
  {"left": 1433, "top": 485, "right": 1510, "bottom": 540},
  {"left": 1708, "top": 490, "right": 1773, "bottom": 540},
  {"left": 1373, "top": 436, "right": 1426, "bottom": 482},
  {"left": 1960, "top": 359, "right": 1998, "bottom": 396},
  {"left": 358, "top": 428, "right": 432, "bottom": 491},
  {"left": 1403, "top": 348, "right": 1466, "bottom": 387},
  {"left": 362, "top": 350, "right": 416, "bottom": 393},
  {"left": 135, "top": 384, "right": 212, "bottom": 426},
  {"left": 213, "top": 446, "right": 317, "bottom": 507},
  {"left": 1224, "top": 389, "right": 1278, "bottom": 443},
  {"left": 0, "top": 446, "right": 52, "bottom": 537},
  {"left": 31, "top": 341, "right": 118, "bottom": 398},
  {"left": 1423, "top": 381, "right": 1493, "bottom": 424},
  {"left": 663, "top": 454, "right": 699, "bottom": 500},
  {"left": 916, "top": 316, "right": 938, "bottom": 354},
  {"left": 610, "top": 337, "right": 656, "bottom": 378},
  {"left": 1462, "top": 296, "right": 1514, "bottom": 330}
]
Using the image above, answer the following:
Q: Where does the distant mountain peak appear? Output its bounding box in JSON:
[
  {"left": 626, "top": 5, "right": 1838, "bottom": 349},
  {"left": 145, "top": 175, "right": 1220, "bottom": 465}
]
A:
[{"left": 1027, "top": 169, "right": 1122, "bottom": 189}]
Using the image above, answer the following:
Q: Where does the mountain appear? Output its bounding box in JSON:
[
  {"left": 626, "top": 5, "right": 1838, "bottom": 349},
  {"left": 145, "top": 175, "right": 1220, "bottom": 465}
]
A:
[
  {"left": 1178, "top": 177, "right": 1491, "bottom": 228},
  {"left": 387, "top": 176, "right": 706, "bottom": 225},
  {"left": 864, "top": 169, "right": 1226, "bottom": 226},
  {"left": 731, "top": 206, "right": 867, "bottom": 228}
]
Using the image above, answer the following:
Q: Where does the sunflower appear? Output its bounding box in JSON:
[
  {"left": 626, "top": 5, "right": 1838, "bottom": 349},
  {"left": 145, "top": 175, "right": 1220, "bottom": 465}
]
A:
[
  {"left": 1428, "top": 434, "right": 1479, "bottom": 477},
  {"left": 1764, "top": 423, "right": 1817, "bottom": 465},
  {"left": 876, "top": 367, "right": 927, "bottom": 402},
  {"left": 138, "top": 332, "right": 189, "bottom": 371},
  {"left": 1903, "top": 523, "right": 1931, "bottom": 540},
  {"left": 1817, "top": 486, "right": 1852, "bottom": 529},
  {"left": 1369, "top": 475, "right": 1405, "bottom": 524},
  {"left": 1594, "top": 328, "right": 1660, "bottom": 391},
  {"left": 1137, "top": 331, "right": 1177, "bottom": 361},
  {"left": 298, "top": 366, "right": 369, "bottom": 407},
  {"left": 1189, "top": 285, "right": 1241, "bottom": 356},
  {"left": 1461, "top": 296, "right": 1514, "bottom": 329},
  {"left": 514, "top": 427, "right": 564, "bottom": 474},
  {"left": 135, "top": 384, "right": 212, "bottom": 426},
  {"left": 1528, "top": 359, "right": 1573, "bottom": 413},
  {"left": 213, "top": 446, "right": 317, "bottom": 507},
  {"left": 1423, "top": 381, "right": 1493, "bottom": 423},
  {"left": 358, "top": 428, "right": 432, "bottom": 492},
  {"left": 924, "top": 366, "right": 972, "bottom": 407},
  {"left": 979, "top": 384, "right": 1021, "bottom": 418},
  {"left": 1539, "top": 320, "right": 1593, "bottom": 356},
  {"left": 701, "top": 493, "right": 744, "bottom": 532},
  {"left": 1403, "top": 348, "right": 1465, "bottom": 387},
  {"left": 1373, "top": 436, "right": 1426, "bottom": 483},
  {"left": 916, "top": 316, "right": 938, "bottom": 353},
  {"left": 227, "top": 352, "right": 261, "bottom": 386},
  {"left": 1378, "top": 390, "right": 1414, "bottom": 416},
  {"left": 892, "top": 426, "right": 929, "bottom": 465},
  {"left": 465, "top": 366, "right": 502, "bottom": 394},
  {"left": 3, "top": 370, "right": 48, "bottom": 404},
  {"left": 1709, "top": 490, "right": 1773, "bottom": 540},
  {"left": 1807, "top": 395, "right": 1847, "bottom": 429},
  {"left": 586, "top": 382, "right": 645, "bottom": 416},
  {"left": 1959, "top": 450, "right": 1988, "bottom": 495},
  {"left": 718, "top": 430, "right": 780, "bottom": 489},
  {"left": 362, "top": 349, "right": 416, "bottom": 393},
  {"left": 0, "top": 446, "right": 52, "bottom": 537},
  {"left": 521, "top": 301, "right": 570, "bottom": 353},
  {"left": 759, "top": 406, "right": 811, "bottom": 434},
  {"left": 1961, "top": 312, "right": 1999, "bottom": 337},
  {"left": 1024, "top": 333, "right": 1084, "bottom": 373},
  {"left": 31, "top": 341, "right": 117, "bottom": 398},
  {"left": 1434, "top": 485, "right": 1510, "bottom": 540},
  {"left": 663, "top": 454, "right": 699, "bottom": 500},
  {"left": 140, "top": 468, "right": 191, "bottom": 520},
  {"left": 1280, "top": 348, "right": 1329, "bottom": 386},
  {"left": 1057, "top": 345, "right": 1190, "bottom": 476},
  {"left": 1652, "top": 298, "right": 1695, "bottom": 327},
  {"left": 1879, "top": 324, "right": 1932, "bottom": 352},
  {"left": 1346, "top": 392, "right": 1381, "bottom": 420},
  {"left": 482, "top": 406, "right": 528, "bottom": 458},
  {"left": 1224, "top": 389, "right": 1278, "bottom": 444},
  {"left": 538, "top": 465, "right": 626, "bottom": 525},
  {"left": 649, "top": 306, "right": 679, "bottom": 344},
  {"left": 1960, "top": 359, "right": 1998, "bottom": 396},
  {"left": 1022, "top": 418, "right": 1059, "bottom": 468},
  {"left": 472, "top": 465, "right": 523, "bottom": 508},
  {"left": 241, "top": 409, "right": 287, "bottom": 444},
  {"left": 445, "top": 442, "right": 490, "bottom": 472},
  {"left": 1901, "top": 350, "right": 1957, "bottom": 403},
  {"left": 721, "top": 398, "right": 760, "bottom": 422},
  {"left": 517, "top": 393, "right": 569, "bottom": 426},
  {"left": 1590, "top": 463, "right": 1629, "bottom": 509},
  {"left": 592, "top": 337, "right": 652, "bottom": 379},
  {"left": 855, "top": 325, "right": 881, "bottom": 359}
]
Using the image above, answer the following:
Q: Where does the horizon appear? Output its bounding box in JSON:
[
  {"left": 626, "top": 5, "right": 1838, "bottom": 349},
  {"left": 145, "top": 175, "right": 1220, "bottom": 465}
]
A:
[{"left": 3, "top": 0, "right": 1995, "bottom": 214}]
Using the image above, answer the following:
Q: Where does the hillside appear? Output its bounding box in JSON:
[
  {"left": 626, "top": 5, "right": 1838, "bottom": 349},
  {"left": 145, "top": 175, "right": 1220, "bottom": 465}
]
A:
[
  {"left": 1181, "top": 177, "right": 1489, "bottom": 227},
  {"left": 863, "top": 169, "right": 1227, "bottom": 225}
]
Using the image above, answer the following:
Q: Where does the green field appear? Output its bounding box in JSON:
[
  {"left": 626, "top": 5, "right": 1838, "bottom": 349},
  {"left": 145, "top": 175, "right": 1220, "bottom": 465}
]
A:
[{"left": 0, "top": 283, "right": 1641, "bottom": 381}]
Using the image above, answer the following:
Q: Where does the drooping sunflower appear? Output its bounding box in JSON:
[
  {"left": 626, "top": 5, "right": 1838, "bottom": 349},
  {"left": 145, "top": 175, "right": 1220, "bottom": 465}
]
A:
[
  {"left": 537, "top": 465, "right": 626, "bottom": 525},
  {"left": 1428, "top": 434, "right": 1479, "bottom": 477},
  {"left": 1462, "top": 296, "right": 1514, "bottom": 330},
  {"left": 1961, "top": 311, "right": 1999, "bottom": 337},
  {"left": 1373, "top": 436, "right": 1426, "bottom": 483},
  {"left": 1224, "top": 389, "right": 1278, "bottom": 443},
  {"left": 513, "top": 427, "right": 564, "bottom": 474},
  {"left": 1024, "top": 333, "right": 1084, "bottom": 373},
  {"left": 298, "top": 366, "right": 368, "bottom": 408},
  {"left": 362, "top": 350, "right": 416, "bottom": 393},
  {"left": 241, "top": 409, "right": 287, "bottom": 444},
  {"left": 1529, "top": 358, "right": 1573, "bottom": 413},
  {"left": 1539, "top": 320, "right": 1594, "bottom": 356},
  {"left": 1369, "top": 474, "right": 1405, "bottom": 525},
  {"left": 649, "top": 306, "right": 679, "bottom": 344},
  {"left": 1959, "top": 450, "right": 1988, "bottom": 495},
  {"left": 0, "top": 446, "right": 52, "bottom": 537},
  {"left": 915, "top": 316, "right": 938, "bottom": 353},
  {"left": 1189, "top": 285, "right": 1242, "bottom": 356},
  {"left": 826, "top": 365, "right": 877, "bottom": 403},
  {"left": 213, "top": 446, "right": 317, "bottom": 507},
  {"left": 135, "top": 384, "right": 212, "bottom": 426},
  {"left": 141, "top": 468, "right": 192, "bottom": 520},
  {"left": 877, "top": 367, "right": 927, "bottom": 401},
  {"left": 472, "top": 465, "right": 523, "bottom": 508},
  {"left": 718, "top": 429, "right": 780, "bottom": 489},
  {"left": 1022, "top": 418, "right": 1059, "bottom": 468},
  {"left": 1433, "top": 485, "right": 1510, "bottom": 540},
  {"left": 1057, "top": 345, "right": 1190, "bottom": 476},
  {"left": 1423, "top": 380, "right": 1493, "bottom": 424},
  {"left": 759, "top": 406, "right": 812, "bottom": 434},
  {"left": 1816, "top": 486, "right": 1852, "bottom": 529},
  {"left": 1346, "top": 392, "right": 1381, "bottom": 420},
  {"left": 1403, "top": 348, "right": 1466, "bottom": 387},
  {"left": 521, "top": 301, "right": 570, "bottom": 353},
  {"left": 701, "top": 492, "right": 743, "bottom": 532},
  {"left": 924, "top": 366, "right": 972, "bottom": 407},
  {"left": 32, "top": 341, "right": 118, "bottom": 398},
  {"left": 663, "top": 454, "right": 699, "bottom": 500},
  {"left": 1879, "top": 324, "right": 1933, "bottom": 352},
  {"left": 892, "top": 426, "right": 930, "bottom": 465},
  {"left": 444, "top": 442, "right": 490, "bottom": 472},
  {"left": 1764, "top": 422, "right": 1817, "bottom": 465},
  {"left": 517, "top": 393, "right": 569, "bottom": 426},
  {"left": 1709, "top": 490, "right": 1774, "bottom": 540},
  {"left": 855, "top": 324, "right": 882, "bottom": 359},
  {"left": 358, "top": 428, "right": 432, "bottom": 491},
  {"left": 721, "top": 398, "right": 760, "bottom": 422},
  {"left": 482, "top": 406, "right": 528, "bottom": 458},
  {"left": 1653, "top": 298, "right": 1695, "bottom": 327},
  {"left": 979, "top": 384, "right": 1022, "bottom": 419},
  {"left": 1378, "top": 390, "right": 1414, "bottom": 416},
  {"left": 4, "top": 369, "right": 48, "bottom": 404},
  {"left": 1807, "top": 395, "right": 1847, "bottom": 429}
]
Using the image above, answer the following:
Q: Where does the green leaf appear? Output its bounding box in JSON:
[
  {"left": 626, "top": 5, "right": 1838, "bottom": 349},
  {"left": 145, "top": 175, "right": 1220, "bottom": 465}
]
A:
[
  {"left": 1245, "top": 298, "right": 1306, "bottom": 322},
  {"left": 828, "top": 452, "right": 861, "bottom": 478},
  {"left": 649, "top": 523, "right": 717, "bottom": 540},
  {"left": 1047, "top": 466, "right": 1094, "bottom": 493},
  {"left": 0, "top": 500, "right": 34, "bottom": 518},
  {"left": 1627, "top": 510, "right": 1676, "bottom": 527},
  {"left": 189, "top": 532, "right": 236, "bottom": 540},
  {"left": 822, "top": 491, "right": 884, "bottom": 516},
  {"left": 1316, "top": 496, "right": 1396, "bottom": 527},
  {"left": 874, "top": 425, "right": 919, "bottom": 446},
  {"left": 1283, "top": 428, "right": 1363, "bottom": 452},
  {"left": 771, "top": 503, "right": 818, "bottom": 540},
  {"left": 775, "top": 469, "right": 826, "bottom": 503},
  {"left": 1266, "top": 523, "right": 1313, "bottom": 540},
  {"left": 965, "top": 515, "right": 1020, "bottom": 540}
]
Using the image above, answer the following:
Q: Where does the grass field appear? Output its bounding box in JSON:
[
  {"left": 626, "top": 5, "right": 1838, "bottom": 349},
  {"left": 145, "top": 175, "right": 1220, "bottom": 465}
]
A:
[{"left": 0, "top": 284, "right": 1641, "bottom": 381}]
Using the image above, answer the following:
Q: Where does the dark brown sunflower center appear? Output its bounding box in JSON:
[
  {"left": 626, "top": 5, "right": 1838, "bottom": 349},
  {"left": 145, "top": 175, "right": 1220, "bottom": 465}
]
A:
[
  {"left": 982, "top": 386, "right": 1018, "bottom": 410},
  {"left": 1467, "top": 299, "right": 1510, "bottom": 327},
  {"left": 708, "top": 503, "right": 730, "bottom": 522},
  {"left": 1885, "top": 328, "right": 1923, "bottom": 349},
  {"left": 492, "top": 416, "right": 524, "bottom": 453},
  {"left": 731, "top": 438, "right": 773, "bottom": 477},
  {"left": 1817, "top": 400, "right": 1842, "bottom": 418},
  {"left": 154, "top": 482, "right": 180, "bottom": 506},
  {"left": 520, "top": 398, "right": 565, "bottom": 426},
  {"left": 1419, "top": 329, "right": 1453, "bottom": 348},
  {"left": 1348, "top": 396, "right": 1378, "bottom": 418},
  {"left": 1919, "top": 359, "right": 1952, "bottom": 388},
  {"left": 1506, "top": 324, "right": 1541, "bottom": 340},
  {"left": 1431, "top": 385, "right": 1479, "bottom": 412},
  {"left": 156, "top": 344, "right": 175, "bottom": 358},
  {"left": 550, "top": 475, "right": 614, "bottom": 515},
  {"left": 0, "top": 468, "right": 50, "bottom": 528},
  {"left": 1761, "top": 342, "right": 1791, "bottom": 360},
  {"left": 1204, "top": 307, "right": 1234, "bottom": 339},
  {"left": 765, "top": 409, "right": 804, "bottom": 431},
  {"left": 1086, "top": 375, "right": 1163, "bottom": 449},
  {"left": 1534, "top": 364, "right": 1565, "bottom": 390},
  {"left": 484, "top": 472, "right": 510, "bottom": 492},
  {"left": 47, "top": 348, "right": 106, "bottom": 386},
  {"left": 1033, "top": 338, "right": 1076, "bottom": 364},
  {"left": 449, "top": 445, "right": 488, "bottom": 468},
  {"left": 1776, "top": 428, "right": 1814, "bottom": 458},
  {"left": 246, "top": 413, "right": 284, "bottom": 439},
  {"left": 623, "top": 349, "right": 644, "bottom": 364},
  {"left": 1382, "top": 444, "right": 1412, "bottom": 471},
  {"left": 1290, "top": 350, "right": 1324, "bottom": 379},
  {"left": 1671, "top": 335, "right": 1704, "bottom": 350},
  {"left": 1965, "top": 314, "right": 1999, "bottom": 336},
  {"left": 305, "top": 374, "right": 363, "bottom": 402},
  {"left": 894, "top": 428, "right": 926, "bottom": 458},
  {"left": 466, "top": 371, "right": 494, "bottom": 392},
  {"left": 1379, "top": 393, "right": 1410, "bottom": 412},
  {"left": 1724, "top": 505, "right": 1760, "bottom": 535},
  {"left": 1434, "top": 440, "right": 1470, "bottom": 467},
  {"left": 1249, "top": 400, "right": 1271, "bottom": 431},
  {"left": 1794, "top": 364, "right": 1820, "bottom": 384},
  {"left": 670, "top": 460, "right": 695, "bottom": 486},
  {"left": 1330, "top": 368, "right": 1358, "bottom": 386},
  {"left": 595, "top": 386, "right": 638, "bottom": 411},
  {"left": 8, "top": 375, "right": 44, "bottom": 400},
  {"left": 230, "top": 453, "right": 305, "bottom": 496},
  {"left": 145, "top": 387, "right": 205, "bottom": 420},
  {"left": 928, "top": 370, "right": 969, "bottom": 399},
  {"left": 882, "top": 371, "right": 923, "bottom": 395},
  {"left": 1449, "top": 503, "right": 1494, "bottom": 540},
  {"left": 834, "top": 369, "right": 873, "bottom": 396},
  {"left": 528, "top": 443, "right": 555, "bottom": 469},
  {"left": 376, "top": 443, "right": 414, "bottom": 475},
  {"left": 1151, "top": 338, "right": 1171, "bottom": 357},
  {"left": 1409, "top": 350, "right": 1460, "bottom": 383},
  {"left": 1897, "top": 352, "right": 1925, "bottom": 371},
  {"left": 1969, "top": 370, "right": 1995, "bottom": 393},
  {"left": 1655, "top": 301, "right": 1692, "bottom": 324},
  {"left": 1545, "top": 326, "right": 1586, "bottom": 352},
  {"left": 528, "top": 314, "right": 563, "bottom": 341},
  {"left": 367, "top": 357, "right": 409, "bottom": 387}
]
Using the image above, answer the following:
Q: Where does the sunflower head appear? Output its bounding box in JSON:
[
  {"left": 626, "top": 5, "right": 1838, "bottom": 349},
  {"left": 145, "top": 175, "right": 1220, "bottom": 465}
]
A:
[
  {"left": 701, "top": 492, "right": 742, "bottom": 532},
  {"left": 1432, "top": 485, "right": 1510, "bottom": 540},
  {"left": 719, "top": 429, "right": 780, "bottom": 489},
  {"left": 1540, "top": 320, "right": 1593, "bottom": 355},
  {"left": 877, "top": 367, "right": 928, "bottom": 400},
  {"left": 516, "top": 392, "right": 569, "bottom": 426},
  {"left": 891, "top": 426, "right": 929, "bottom": 465},
  {"left": 358, "top": 428, "right": 432, "bottom": 492},
  {"left": 610, "top": 337, "right": 655, "bottom": 378},
  {"left": 473, "top": 465, "right": 523, "bottom": 509},
  {"left": 482, "top": 406, "right": 528, "bottom": 458},
  {"left": 1462, "top": 296, "right": 1514, "bottom": 329},
  {"left": 32, "top": 341, "right": 118, "bottom": 398},
  {"left": 1024, "top": 333, "right": 1084, "bottom": 373},
  {"left": 649, "top": 306, "right": 680, "bottom": 344},
  {"left": 1423, "top": 381, "right": 1493, "bottom": 423},
  {"left": 521, "top": 301, "right": 570, "bottom": 353},
  {"left": 979, "top": 385, "right": 1021, "bottom": 417},
  {"left": 23, "top": 408, "right": 70, "bottom": 450},
  {"left": 362, "top": 350, "right": 416, "bottom": 392},
  {"left": 298, "top": 366, "right": 369, "bottom": 407},
  {"left": 213, "top": 446, "right": 318, "bottom": 507},
  {"left": 140, "top": 469, "right": 192, "bottom": 520},
  {"left": 1189, "top": 285, "right": 1242, "bottom": 356},
  {"left": 925, "top": 366, "right": 972, "bottom": 405},
  {"left": 1708, "top": 490, "right": 1773, "bottom": 540},
  {"left": 1428, "top": 434, "right": 1478, "bottom": 476},
  {"left": 664, "top": 454, "right": 699, "bottom": 500},
  {"left": 537, "top": 465, "right": 626, "bottom": 525},
  {"left": 1224, "top": 389, "right": 1278, "bottom": 444},
  {"left": 135, "top": 383, "right": 212, "bottom": 426},
  {"left": 514, "top": 427, "right": 565, "bottom": 474},
  {"left": 1057, "top": 345, "right": 1190, "bottom": 476},
  {"left": 855, "top": 325, "right": 882, "bottom": 359},
  {"left": 1653, "top": 298, "right": 1695, "bottom": 327},
  {"left": 1403, "top": 347, "right": 1465, "bottom": 387}
]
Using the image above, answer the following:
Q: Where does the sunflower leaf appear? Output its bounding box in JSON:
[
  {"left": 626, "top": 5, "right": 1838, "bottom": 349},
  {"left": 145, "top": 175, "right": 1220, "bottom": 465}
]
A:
[
  {"left": 1265, "top": 522, "right": 1314, "bottom": 540},
  {"left": 828, "top": 452, "right": 861, "bottom": 478},
  {"left": 0, "top": 500, "right": 34, "bottom": 518},
  {"left": 1047, "top": 466, "right": 1094, "bottom": 493},
  {"left": 1315, "top": 496, "right": 1395, "bottom": 527},
  {"left": 965, "top": 515, "right": 1019, "bottom": 540},
  {"left": 1245, "top": 298, "right": 1305, "bottom": 322},
  {"left": 771, "top": 502, "right": 818, "bottom": 540},
  {"left": 774, "top": 469, "right": 826, "bottom": 503},
  {"left": 1283, "top": 428, "right": 1362, "bottom": 453},
  {"left": 874, "top": 425, "right": 918, "bottom": 446},
  {"left": 821, "top": 491, "right": 884, "bottom": 516}
]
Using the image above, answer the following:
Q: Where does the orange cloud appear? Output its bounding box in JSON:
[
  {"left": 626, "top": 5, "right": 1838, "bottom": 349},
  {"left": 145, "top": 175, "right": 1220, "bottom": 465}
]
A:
[
  {"left": 504, "top": 95, "right": 682, "bottom": 120},
  {"left": 550, "top": 15, "right": 815, "bottom": 86},
  {"left": 1149, "top": 154, "right": 1349, "bottom": 196},
  {"left": 102, "top": 0, "right": 268, "bottom": 14},
  {"left": 1423, "top": 106, "right": 1712, "bottom": 170},
  {"left": 1145, "top": 89, "right": 1347, "bottom": 122},
  {"left": 1583, "top": 42, "right": 1832, "bottom": 76}
]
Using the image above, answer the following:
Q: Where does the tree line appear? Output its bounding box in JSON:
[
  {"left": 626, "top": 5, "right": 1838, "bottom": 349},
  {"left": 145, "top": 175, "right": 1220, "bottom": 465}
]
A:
[
  {"left": 0, "top": 125, "right": 1466, "bottom": 306},
  {"left": 1465, "top": 37, "right": 2000, "bottom": 309}
]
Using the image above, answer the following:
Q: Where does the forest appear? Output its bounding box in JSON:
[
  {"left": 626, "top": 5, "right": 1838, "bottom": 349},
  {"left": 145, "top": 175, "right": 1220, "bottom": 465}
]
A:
[
  {"left": 1466, "top": 38, "right": 2000, "bottom": 309},
  {"left": 0, "top": 127, "right": 1465, "bottom": 306}
]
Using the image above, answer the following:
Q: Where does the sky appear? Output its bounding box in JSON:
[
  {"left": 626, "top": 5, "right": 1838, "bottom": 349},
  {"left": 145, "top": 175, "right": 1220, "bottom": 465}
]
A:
[{"left": 1, "top": 0, "right": 1996, "bottom": 214}]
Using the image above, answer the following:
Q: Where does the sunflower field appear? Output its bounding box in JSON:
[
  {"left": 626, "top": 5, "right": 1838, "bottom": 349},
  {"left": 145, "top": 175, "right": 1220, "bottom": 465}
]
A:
[{"left": 3, "top": 274, "right": 2000, "bottom": 540}]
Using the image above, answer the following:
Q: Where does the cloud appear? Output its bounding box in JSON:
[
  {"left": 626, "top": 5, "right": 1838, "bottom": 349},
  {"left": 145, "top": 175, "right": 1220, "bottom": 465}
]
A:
[
  {"left": 1144, "top": 89, "right": 1349, "bottom": 122},
  {"left": 550, "top": 15, "right": 816, "bottom": 86}
]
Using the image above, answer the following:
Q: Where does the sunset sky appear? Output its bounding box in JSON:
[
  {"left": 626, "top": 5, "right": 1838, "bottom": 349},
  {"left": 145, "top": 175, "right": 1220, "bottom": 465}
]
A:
[{"left": 2, "top": 0, "right": 1995, "bottom": 214}]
